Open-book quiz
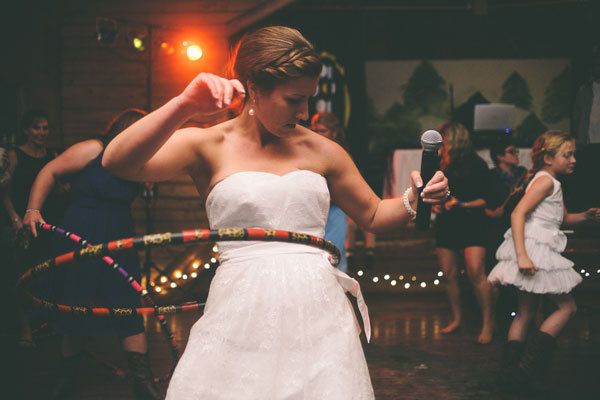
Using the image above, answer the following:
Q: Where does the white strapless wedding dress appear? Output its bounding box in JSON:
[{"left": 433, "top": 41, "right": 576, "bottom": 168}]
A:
[{"left": 165, "top": 170, "right": 374, "bottom": 400}]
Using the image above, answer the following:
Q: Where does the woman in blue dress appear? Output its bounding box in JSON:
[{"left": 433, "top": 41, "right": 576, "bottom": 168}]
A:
[
  {"left": 24, "top": 108, "right": 163, "bottom": 400},
  {"left": 311, "top": 111, "right": 349, "bottom": 272}
]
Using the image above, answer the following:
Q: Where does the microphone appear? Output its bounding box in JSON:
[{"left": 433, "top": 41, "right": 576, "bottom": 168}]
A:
[{"left": 415, "top": 130, "right": 443, "bottom": 231}]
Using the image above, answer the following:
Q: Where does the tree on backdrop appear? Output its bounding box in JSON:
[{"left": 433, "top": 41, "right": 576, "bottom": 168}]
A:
[
  {"left": 541, "top": 65, "right": 571, "bottom": 124},
  {"left": 500, "top": 72, "right": 533, "bottom": 111},
  {"left": 403, "top": 60, "right": 448, "bottom": 117}
]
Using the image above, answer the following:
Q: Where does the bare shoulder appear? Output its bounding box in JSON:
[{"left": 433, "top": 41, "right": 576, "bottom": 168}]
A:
[
  {"left": 295, "top": 125, "right": 348, "bottom": 158},
  {"left": 68, "top": 139, "right": 103, "bottom": 154},
  {"left": 527, "top": 175, "right": 554, "bottom": 197}
]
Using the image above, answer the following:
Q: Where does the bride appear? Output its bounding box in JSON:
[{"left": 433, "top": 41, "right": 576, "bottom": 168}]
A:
[{"left": 103, "top": 26, "right": 449, "bottom": 399}]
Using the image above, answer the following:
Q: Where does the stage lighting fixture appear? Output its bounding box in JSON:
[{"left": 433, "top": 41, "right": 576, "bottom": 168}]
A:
[
  {"left": 160, "top": 41, "right": 175, "bottom": 55},
  {"left": 132, "top": 37, "right": 145, "bottom": 51},
  {"left": 96, "top": 17, "right": 118, "bottom": 47},
  {"left": 185, "top": 43, "right": 203, "bottom": 61}
]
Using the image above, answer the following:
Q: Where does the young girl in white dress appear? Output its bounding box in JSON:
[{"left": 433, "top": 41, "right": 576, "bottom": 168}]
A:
[
  {"left": 488, "top": 130, "right": 600, "bottom": 392},
  {"left": 102, "top": 26, "right": 450, "bottom": 399}
]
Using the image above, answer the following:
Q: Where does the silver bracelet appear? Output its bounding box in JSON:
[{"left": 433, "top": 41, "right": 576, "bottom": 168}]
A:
[
  {"left": 403, "top": 187, "right": 417, "bottom": 220},
  {"left": 25, "top": 209, "right": 41, "bottom": 213}
]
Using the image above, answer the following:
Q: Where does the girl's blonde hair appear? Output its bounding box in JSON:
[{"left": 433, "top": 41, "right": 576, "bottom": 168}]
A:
[
  {"left": 228, "top": 26, "right": 322, "bottom": 92},
  {"left": 437, "top": 121, "right": 472, "bottom": 170},
  {"left": 525, "top": 130, "right": 574, "bottom": 184}
]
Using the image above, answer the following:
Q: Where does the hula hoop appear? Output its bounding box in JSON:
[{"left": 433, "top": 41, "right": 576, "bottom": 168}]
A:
[
  {"left": 17, "top": 225, "right": 340, "bottom": 382},
  {"left": 18, "top": 226, "right": 340, "bottom": 312}
]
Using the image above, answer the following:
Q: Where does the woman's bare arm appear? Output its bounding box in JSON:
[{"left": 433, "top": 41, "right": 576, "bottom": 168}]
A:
[{"left": 103, "top": 73, "right": 245, "bottom": 182}]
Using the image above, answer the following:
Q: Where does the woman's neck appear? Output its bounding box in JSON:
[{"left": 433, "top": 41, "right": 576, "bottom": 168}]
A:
[{"left": 20, "top": 141, "right": 46, "bottom": 158}]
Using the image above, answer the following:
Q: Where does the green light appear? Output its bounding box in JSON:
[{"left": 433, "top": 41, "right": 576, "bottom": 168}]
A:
[{"left": 132, "top": 37, "right": 144, "bottom": 51}]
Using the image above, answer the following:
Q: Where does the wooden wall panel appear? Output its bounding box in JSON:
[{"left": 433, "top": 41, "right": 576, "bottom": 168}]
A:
[{"left": 58, "top": 5, "right": 237, "bottom": 275}]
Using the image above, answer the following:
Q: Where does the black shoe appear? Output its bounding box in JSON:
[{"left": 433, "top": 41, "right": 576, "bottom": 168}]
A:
[
  {"left": 125, "top": 351, "right": 163, "bottom": 400},
  {"left": 49, "top": 354, "right": 82, "bottom": 400},
  {"left": 497, "top": 340, "right": 525, "bottom": 390},
  {"left": 365, "top": 248, "right": 375, "bottom": 270}
]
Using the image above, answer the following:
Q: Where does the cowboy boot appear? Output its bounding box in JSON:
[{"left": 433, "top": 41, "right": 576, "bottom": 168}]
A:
[
  {"left": 125, "top": 351, "right": 163, "bottom": 400},
  {"left": 514, "top": 330, "right": 557, "bottom": 393}
]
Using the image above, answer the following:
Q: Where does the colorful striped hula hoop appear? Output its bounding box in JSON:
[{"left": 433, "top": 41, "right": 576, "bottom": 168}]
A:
[
  {"left": 17, "top": 225, "right": 340, "bottom": 317},
  {"left": 17, "top": 224, "right": 339, "bottom": 383}
]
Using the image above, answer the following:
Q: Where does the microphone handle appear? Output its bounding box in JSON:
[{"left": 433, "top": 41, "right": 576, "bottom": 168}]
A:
[{"left": 415, "top": 151, "right": 440, "bottom": 231}]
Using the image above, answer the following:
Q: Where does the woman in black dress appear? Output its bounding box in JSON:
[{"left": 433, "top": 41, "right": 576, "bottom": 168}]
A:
[
  {"left": 2, "top": 110, "right": 65, "bottom": 347},
  {"left": 434, "top": 122, "right": 495, "bottom": 344}
]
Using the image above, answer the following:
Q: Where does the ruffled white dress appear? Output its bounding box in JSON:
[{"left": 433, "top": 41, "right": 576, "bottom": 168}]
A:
[
  {"left": 165, "top": 170, "right": 374, "bottom": 400},
  {"left": 488, "top": 171, "right": 582, "bottom": 294}
]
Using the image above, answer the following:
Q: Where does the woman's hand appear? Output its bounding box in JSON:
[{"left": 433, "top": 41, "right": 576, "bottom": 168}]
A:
[
  {"left": 444, "top": 197, "right": 459, "bottom": 211},
  {"left": 517, "top": 255, "right": 537, "bottom": 276},
  {"left": 410, "top": 170, "right": 449, "bottom": 205},
  {"left": 485, "top": 205, "right": 505, "bottom": 218},
  {"left": 178, "top": 73, "right": 246, "bottom": 115},
  {"left": 11, "top": 215, "right": 23, "bottom": 233},
  {"left": 23, "top": 210, "right": 46, "bottom": 238},
  {"left": 584, "top": 208, "right": 600, "bottom": 223}
]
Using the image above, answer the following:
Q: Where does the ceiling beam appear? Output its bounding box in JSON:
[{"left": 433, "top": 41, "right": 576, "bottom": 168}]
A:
[{"left": 225, "top": 0, "right": 297, "bottom": 36}]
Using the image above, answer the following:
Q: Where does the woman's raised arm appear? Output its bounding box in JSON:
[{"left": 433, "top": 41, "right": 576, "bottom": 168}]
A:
[{"left": 102, "top": 73, "right": 245, "bottom": 182}]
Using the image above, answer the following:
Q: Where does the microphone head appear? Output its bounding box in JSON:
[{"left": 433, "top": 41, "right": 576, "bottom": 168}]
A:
[{"left": 421, "top": 130, "right": 443, "bottom": 152}]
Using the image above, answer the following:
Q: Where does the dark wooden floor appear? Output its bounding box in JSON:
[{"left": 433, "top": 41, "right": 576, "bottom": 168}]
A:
[{"left": 10, "top": 286, "right": 600, "bottom": 399}]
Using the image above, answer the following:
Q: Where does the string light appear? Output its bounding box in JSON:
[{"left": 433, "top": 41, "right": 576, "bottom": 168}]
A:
[
  {"left": 204, "top": 263, "right": 211, "bottom": 270},
  {"left": 191, "top": 272, "right": 198, "bottom": 278},
  {"left": 404, "top": 283, "right": 410, "bottom": 289},
  {"left": 391, "top": 280, "right": 397, "bottom": 286},
  {"left": 372, "top": 277, "right": 379, "bottom": 283},
  {"left": 170, "top": 282, "right": 177, "bottom": 288},
  {"left": 212, "top": 245, "right": 219, "bottom": 252},
  {"left": 192, "top": 262, "right": 199, "bottom": 269},
  {"left": 384, "top": 274, "right": 390, "bottom": 280},
  {"left": 210, "top": 257, "right": 217, "bottom": 263},
  {"left": 155, "top": 287, "right": 162, "bottom": 293},
  {"left": 160, "top": 276, "right": 168, "bottom": 283},
  {"left": 357, "top": 270, "right": 364, "bottom": 276},
  {"left": 182, "top": 274, "right": 188, "bottom": 280}
]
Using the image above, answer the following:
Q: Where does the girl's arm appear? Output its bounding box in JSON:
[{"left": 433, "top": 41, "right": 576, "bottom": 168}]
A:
[
  {"left": 510, "top": 175, "right": 554, "bottom": 275},
  {"left": 562, "top": 205, "right": 600, "bottom": 227},
  {"left": 24, "top": 140, "right": 103, "bottom": 237},
  {"left": 102, "top": 73, "right": 245, "bottom": 182},
  {"left": 325, "top": 139, "right": 448, "bottom": 234}
]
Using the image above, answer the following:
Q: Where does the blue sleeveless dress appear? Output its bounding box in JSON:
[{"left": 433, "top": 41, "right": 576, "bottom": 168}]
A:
[{"left": 49, "top": 151, "right": 144, "bottom": 336}]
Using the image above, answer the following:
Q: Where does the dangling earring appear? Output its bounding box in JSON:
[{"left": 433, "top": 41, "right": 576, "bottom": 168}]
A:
[{"left": 248, "top": 99, "right": 255, "bottom": 116}]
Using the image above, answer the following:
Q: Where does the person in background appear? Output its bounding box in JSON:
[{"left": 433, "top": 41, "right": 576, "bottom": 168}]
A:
[
  {"left": 433, "top": 121, "right": 495, "bottom": 344},
  {"left": 2, "top": 110, "right": 66, "bottom": 348},
  {"left": 488, "top": 130, "right": 600, "bottom": 393},
  {"left": 24, "top": 108, "right": 162, "bottom": 400},
  {"left": 486, "top": 140, "right": 527, "bottom": 272},
  {"left": 311, "top": 111, "right": 349, "bottom": 272}
]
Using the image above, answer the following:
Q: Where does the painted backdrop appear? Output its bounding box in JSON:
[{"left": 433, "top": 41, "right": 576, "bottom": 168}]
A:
[{"left": 366, "top": 59, "right": 571, "bottom": 153}]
